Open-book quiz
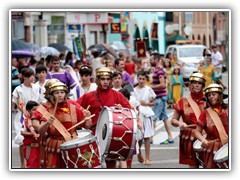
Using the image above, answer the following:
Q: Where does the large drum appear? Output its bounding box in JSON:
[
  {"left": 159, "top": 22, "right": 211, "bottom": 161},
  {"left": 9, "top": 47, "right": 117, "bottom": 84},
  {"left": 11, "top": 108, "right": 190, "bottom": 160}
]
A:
[
  {"left": 193, "top": 134, "right": 207, "bottom": 167},
  {"left": 214, "top": 143, "right": 229, "bottom": 168},
  {"left": 60, "top": 130, "right": 102, "bottom": 168},
  {"left": 96, "top": 106, "right": 137, "bottom": 161}
]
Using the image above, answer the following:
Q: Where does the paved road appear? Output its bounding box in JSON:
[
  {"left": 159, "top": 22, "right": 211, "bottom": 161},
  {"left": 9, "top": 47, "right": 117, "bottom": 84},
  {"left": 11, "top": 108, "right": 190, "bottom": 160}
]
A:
[{"left": 10, "top": 72, "right": 228, "bottom": 169}]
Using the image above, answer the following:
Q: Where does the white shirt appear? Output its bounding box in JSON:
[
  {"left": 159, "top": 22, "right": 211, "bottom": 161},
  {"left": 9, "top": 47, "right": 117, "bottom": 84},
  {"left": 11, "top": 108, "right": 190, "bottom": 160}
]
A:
[{"left": 211, "top": 51, "right": 223, "bottom": 69}]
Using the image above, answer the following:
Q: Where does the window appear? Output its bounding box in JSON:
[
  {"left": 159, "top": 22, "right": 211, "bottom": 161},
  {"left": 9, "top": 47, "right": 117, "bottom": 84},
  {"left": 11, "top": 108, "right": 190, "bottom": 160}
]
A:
[
  {"left": 90, "top": 31, "right": 97, "bottom": 45},
  {"left": 166, "top": 12, "right": 173, "bottom": 22},
  {"left": 185, "top": 12, "right": 193, "bottom": 23}
]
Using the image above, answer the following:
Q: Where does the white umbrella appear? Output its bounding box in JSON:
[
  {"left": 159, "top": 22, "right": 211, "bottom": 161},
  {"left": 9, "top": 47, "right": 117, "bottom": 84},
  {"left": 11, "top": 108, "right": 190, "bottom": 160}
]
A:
[{"left": 35, "top": 47, "right": 60, "bottom": 58}]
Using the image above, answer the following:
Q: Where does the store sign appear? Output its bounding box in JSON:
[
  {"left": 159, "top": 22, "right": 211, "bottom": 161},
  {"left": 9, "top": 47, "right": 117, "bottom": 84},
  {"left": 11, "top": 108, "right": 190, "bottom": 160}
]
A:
[
  {"left": 12, "top": 12, "right": 24, "bottom": 20},
  {"left": 66, "top": 12, "right": 108, "bottom": 24},
  {"left": 68, "top": 24, "right": 81, "bottom": 33},
  {"left": 111, "top": 23, "right": 121, "bottom": 33}
]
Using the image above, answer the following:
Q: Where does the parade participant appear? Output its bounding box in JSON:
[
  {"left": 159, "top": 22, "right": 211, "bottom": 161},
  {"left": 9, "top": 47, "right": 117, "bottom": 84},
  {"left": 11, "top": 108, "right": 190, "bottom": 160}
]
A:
[
  {"left": 150, "top": 52, "right": 174, "bottom": 144},
  {"left": 32, "top": 82, "right": 92, "bottom": 168},
  {"left": 114, "top": 58, "right": 133, "bottom": 85},
  {"left": 112, "top": 71, "right": 123, "bottom": 91},
  {"left": 21, "top": 101, "right": 40, "bottom": 168},
  {"left": 133, "top": 70, "right": 156, "bottom": 165},
  {"left": 195, "top": 83, "right": 228, "bottom": 168},
  {"left": 90, "top": 48, "right": 105, "bottom": 82},
  {"left": 79, "top": 65, "right": 97, "bottom": 97},
  {"left": 46, "top": 56, "right": 77, "bottom": 90},
  {"left": 12, "top": 67, "right": 42, "bottom": 168},
  {"left": 35, "top": 64, "right": 48, "bottom": 102},
  {"left": 171, "top": 72, "right": 206, "bottom": 168},
  {"left": 124, "top": 55, "right": 136, "bottom": 80},
  {"left": 163, "top": 59, "right": 174, "bottom": 108},
  {"left": 76, "top": 67, "right": 132, "bottom": 168},
  {"left": 211, "top": 45, "right": 227, "bottom": 90},
  {"left": 171, "top": 66, "right": 186, "bottom": 104}
]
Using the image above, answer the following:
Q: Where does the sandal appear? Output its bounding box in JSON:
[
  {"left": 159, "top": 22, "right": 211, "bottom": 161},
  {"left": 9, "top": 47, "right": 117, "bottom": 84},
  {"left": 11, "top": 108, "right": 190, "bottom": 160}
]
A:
[{"left": 137, "top": 153, "right": 144, "bottom": 164}]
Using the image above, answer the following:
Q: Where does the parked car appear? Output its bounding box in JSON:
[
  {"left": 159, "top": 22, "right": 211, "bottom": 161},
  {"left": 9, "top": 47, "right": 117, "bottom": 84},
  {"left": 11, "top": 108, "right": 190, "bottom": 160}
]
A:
[{"left": 165, "top": 44, "right": 207, "bottom": 81}]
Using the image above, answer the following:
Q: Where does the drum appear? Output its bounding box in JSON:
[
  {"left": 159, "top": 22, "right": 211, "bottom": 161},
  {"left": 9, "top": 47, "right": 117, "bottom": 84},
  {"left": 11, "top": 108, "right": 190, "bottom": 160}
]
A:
[
  {"left": 96, "top": 106, "right": 137, "bottom": 161},
  {"left": 76, "top": 129, "right": 92, "bottom": 139},
  {"left": 193, "top": 134, "right": 207, "bottom": 167},
  {"left": 214, "top": 143, "right": 229, "bottom": 168},
  {"left": 60, "top": 130, "right": 102, "bottom": 168}
]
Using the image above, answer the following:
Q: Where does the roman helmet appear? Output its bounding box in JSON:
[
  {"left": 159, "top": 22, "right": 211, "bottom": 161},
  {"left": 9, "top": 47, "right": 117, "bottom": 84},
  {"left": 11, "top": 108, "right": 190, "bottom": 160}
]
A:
[
  {"left": 95, "top": 67, "right": 113, "bottom": 87},
  {"left": 204, "top": 83, "right": 223, "bottom": 105},
  {"left": 49, "top": 82, "right": 69, "bottom": 104},
  {"left": 96, "top": 67, "right": 113, "bottom": 77},
  {"left": 188, "top": 72, "right": 206, "bottom": 89},
  {"left": 189, "top": 72, "right": 206, "bottom": 85},
  {"left": 44, "top": 78, "right": 60, "bottom": 100}
]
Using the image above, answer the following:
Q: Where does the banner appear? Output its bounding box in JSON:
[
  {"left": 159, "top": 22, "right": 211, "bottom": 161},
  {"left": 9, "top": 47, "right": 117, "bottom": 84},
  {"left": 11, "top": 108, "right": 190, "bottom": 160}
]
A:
[
  {"left": 75, "top": 35, "right": 83, "bottom": 59},
  {"left": 136, "top": 41, "right": 147, "bottom": 59},
  {"left": 72, "top": 36, "right": 80, "bottom": 60}
]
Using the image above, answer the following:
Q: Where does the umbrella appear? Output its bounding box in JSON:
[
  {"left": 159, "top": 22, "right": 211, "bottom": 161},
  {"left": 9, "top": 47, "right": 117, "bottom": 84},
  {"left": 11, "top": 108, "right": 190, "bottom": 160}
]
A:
[
  {"left": 110, "top": 41, "right": 130, "bottom": 56},
  {"left": 35, "top": 47, "right": 60, "bottom": 58},
  {"left": 12, "top": 39, "right": 32, "bottom": 50},
  {"left": 12, "top": 49, "right": 35, "bottom": 58},
  {"left": 87, "top": 44, "right": 106, "bottom": 53},
  {"left": 48, "top": 43, "right": 70, "bottom": 52},
  {"left": 100, "top": 43, "right": 117, "bottom": 58}
]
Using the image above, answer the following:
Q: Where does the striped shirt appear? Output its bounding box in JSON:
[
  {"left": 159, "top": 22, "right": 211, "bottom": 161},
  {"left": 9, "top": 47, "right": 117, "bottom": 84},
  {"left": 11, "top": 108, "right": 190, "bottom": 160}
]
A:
[{"left": 152, "top": 66, "right": 167, "bottom": 98}]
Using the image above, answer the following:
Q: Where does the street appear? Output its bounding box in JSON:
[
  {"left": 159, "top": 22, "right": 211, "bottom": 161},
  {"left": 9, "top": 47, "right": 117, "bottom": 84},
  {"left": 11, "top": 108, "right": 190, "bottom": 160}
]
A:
[{"left": 10, "top": 72, "right": 229, "bottom": 169}]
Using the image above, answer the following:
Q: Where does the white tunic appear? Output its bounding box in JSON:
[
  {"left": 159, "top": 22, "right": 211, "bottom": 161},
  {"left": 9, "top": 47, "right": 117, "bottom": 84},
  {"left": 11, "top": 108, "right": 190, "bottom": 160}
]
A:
[{"left": 12, "top": 83, "right": 42, "bottom": 145}]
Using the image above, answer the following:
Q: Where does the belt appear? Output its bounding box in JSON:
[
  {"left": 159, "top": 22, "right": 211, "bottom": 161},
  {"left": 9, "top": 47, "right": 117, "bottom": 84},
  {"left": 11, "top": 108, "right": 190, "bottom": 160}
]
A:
[{"left": 28, "top": 143, "right": 39, "bottom": 148}]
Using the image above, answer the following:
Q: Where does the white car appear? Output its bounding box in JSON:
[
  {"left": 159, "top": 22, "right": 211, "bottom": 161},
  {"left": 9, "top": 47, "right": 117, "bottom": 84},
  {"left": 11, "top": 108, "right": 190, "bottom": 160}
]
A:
[{"left": 165, "top": 44, "right": 207, "bottom": 81}]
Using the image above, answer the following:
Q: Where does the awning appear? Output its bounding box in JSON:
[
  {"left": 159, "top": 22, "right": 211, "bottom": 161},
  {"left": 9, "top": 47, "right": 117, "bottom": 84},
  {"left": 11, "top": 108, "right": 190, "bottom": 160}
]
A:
[
  {"left": 142, "top": 27, "right": 150, "bottom": 50},
  {"left": 166, "top": 33, "right": 188, "bottom": 43},
  {"left": 133, "top": 24, "right": 141, "bottom": 51}
]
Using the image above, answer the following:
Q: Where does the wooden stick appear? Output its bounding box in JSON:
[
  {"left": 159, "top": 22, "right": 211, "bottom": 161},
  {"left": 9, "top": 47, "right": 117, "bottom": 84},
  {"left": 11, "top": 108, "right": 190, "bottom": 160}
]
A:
[
  {"left": 67, "top": 114, "right": 95, "bottom": 131},
  {"left": 186, "top": 124, "right": 197, "bottom": 128},
  {"left": 53, "top": 98, "right": 58, "bottom": 116},
  {"left": 86, "top": 105, "right": 90, "bottom": 110}
]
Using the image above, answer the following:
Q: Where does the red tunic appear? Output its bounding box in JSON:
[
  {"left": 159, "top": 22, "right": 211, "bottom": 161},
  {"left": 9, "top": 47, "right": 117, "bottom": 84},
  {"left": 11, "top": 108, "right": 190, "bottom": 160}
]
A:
[
  {"left": 76, "top": 87, "right": 131, "bottom": 135},
  {"left": 197, "top": 105, "right": 228, "bottom": 168},
  {"left": 124, "top": 62, "right": 136, "bottom": 75},
  {"left": 23, "top": 117, "right": 41, "bottom": 168},
  {"left": 173, "top": 92, "right": 206, "bottom": 166},
  {"left": 32, "top": 101, "right": 85, "bottom": 168},
  {"left": 198, "top": 105, "right": 229, "bottom": 139}
]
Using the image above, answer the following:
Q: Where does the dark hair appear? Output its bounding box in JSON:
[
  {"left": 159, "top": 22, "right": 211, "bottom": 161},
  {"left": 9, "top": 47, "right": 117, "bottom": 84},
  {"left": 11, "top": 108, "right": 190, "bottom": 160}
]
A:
[
  {"left": 166, "top": 52, "right": 172, "bottom": 59},
  {"left": 114, "top": 58, "right": 123, "bottom": 66},
  {"left": 51, "top": 56, "right": 60, "bottom": 62},
  {"left": 26, "top": 100, "right": 38, "bottom": 111},
  {"left": 112, "top": 71, "right": 122, "bottom": 78},
  {"left": 119, "top": 88, "right": 130, "bottom": 101},
  {"left": 35, "top": 64, "right": 48, "bottom": 74},
  {"left": 21, "top": 67, "right": 34, "bottom": 77},
  {"left": 59, "top": 53, "right": 65, "bottom": 59},
  {"left": 79, "top": 65, "right": 92, "bottom": 76},
  {"left": 65, "top": 51, "right": 73, "bottom": 65},
  {"left": 137, "top": 70, "right": 148, "bottom": 78},
  {"left": 163, "top": 59, "right": 172, "bottom": 68}
]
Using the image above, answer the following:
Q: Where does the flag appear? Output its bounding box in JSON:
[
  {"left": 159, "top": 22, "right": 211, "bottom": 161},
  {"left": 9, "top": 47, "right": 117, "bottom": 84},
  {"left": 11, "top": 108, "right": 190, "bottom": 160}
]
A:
[
  {"left": 72, "top": 36, "right": 80, "bottom": 60},
  {"left": 75, "top": 34, "right": 83, "bottom": 59}
]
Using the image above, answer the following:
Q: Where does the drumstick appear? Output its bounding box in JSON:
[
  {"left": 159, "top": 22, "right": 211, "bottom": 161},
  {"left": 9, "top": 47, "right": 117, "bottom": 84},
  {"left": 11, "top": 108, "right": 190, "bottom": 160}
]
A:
[
  {"left": 67, "top": 114, "right": 95, "bottom": 131},
  {"left": 53, "top": 98, "right": 58, "bottom": 116},
  {"left": 86, "top": 105, "right": 90, "bottom": 110},
  {"left": 186, "top": 124, "right": 197, "bottom": 128}
]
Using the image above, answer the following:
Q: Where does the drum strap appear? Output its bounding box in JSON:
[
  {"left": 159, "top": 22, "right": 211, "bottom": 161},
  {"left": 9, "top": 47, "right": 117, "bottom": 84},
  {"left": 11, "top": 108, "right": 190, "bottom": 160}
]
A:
[
  {"left": 186, "top": 95, "right": 201, "bottom": 121},
  {"left": 94, "top": 90, "right": 103, "bottom": 109},
  {"left": 206, "top": 107, "right": 228, "bottom": 145},
  {"left": 37, "top": 105, "right": 72, "bottom": 142}
]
